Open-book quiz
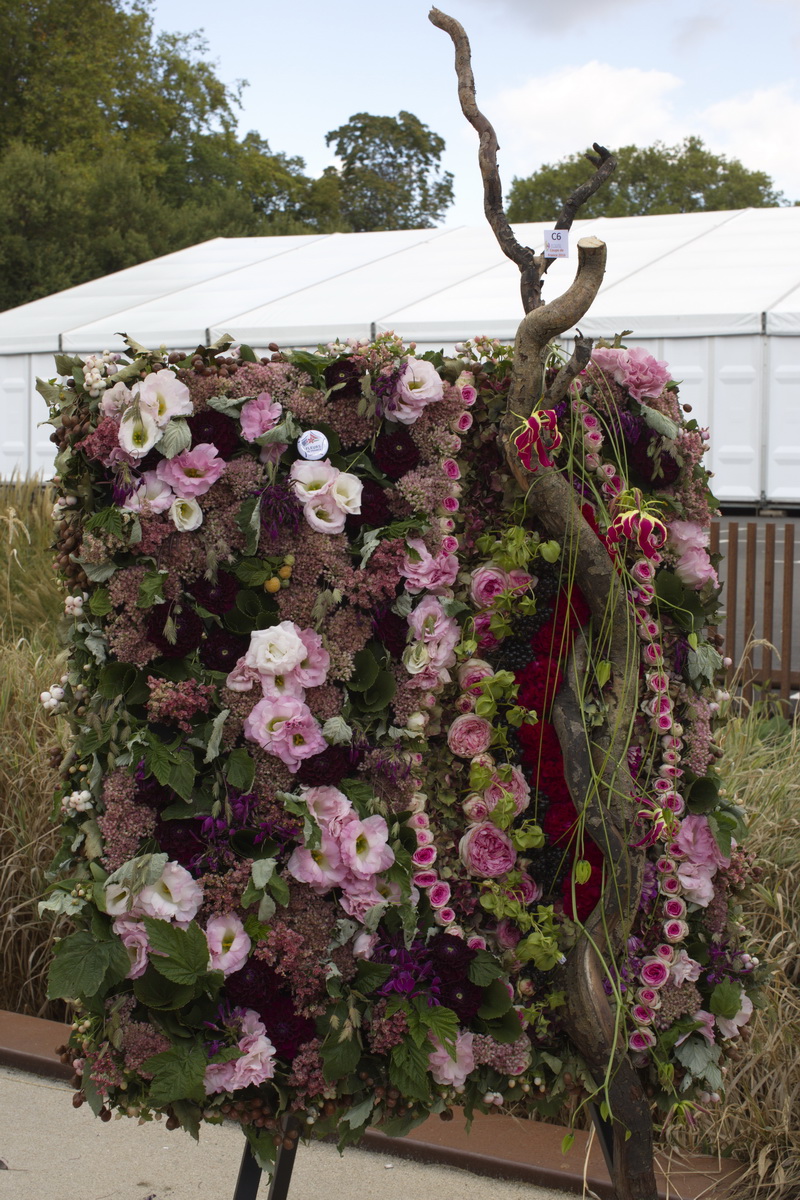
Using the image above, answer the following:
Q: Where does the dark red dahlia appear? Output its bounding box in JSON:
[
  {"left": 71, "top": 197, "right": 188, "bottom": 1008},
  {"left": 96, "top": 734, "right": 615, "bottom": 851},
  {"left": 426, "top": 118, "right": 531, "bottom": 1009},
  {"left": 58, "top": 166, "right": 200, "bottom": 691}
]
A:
[
  {"left": 627, "top": 434, "right": 681, "bottom": 488},
  {"left": 439, "top": 979, "right": 483, "bottom": 1022},
  {"left": 372, "top": 607, "right": 408, "bottom": 658},
  {"left": 323, "top": 357, "right": 362, "bottom": 399},
  {"left": 189, "top": 570, "right": 238, "bottom": 615},
  {"left": 373, "top": 427, "right": 420, "bottom": 481},
  {"left": 345, "top": 478, "right": 392, "bottom": 532},
  {"left": 225, "top": 961, "right": 315, "bottom": 1060},
  {"left": 295, "top": 745, "right": 359, "bottom": 786},
  {"left": 146, "top": 604, "right": 204, "bottom": 658},
  {"left": 199, "top": 628, "right": 249, "bottom": 673},
  {"left": 188, "top": 410, "right": 240, "bottom": 459},
  {"left": 428, "top": 932, "right": 475, "bottom": 982}
]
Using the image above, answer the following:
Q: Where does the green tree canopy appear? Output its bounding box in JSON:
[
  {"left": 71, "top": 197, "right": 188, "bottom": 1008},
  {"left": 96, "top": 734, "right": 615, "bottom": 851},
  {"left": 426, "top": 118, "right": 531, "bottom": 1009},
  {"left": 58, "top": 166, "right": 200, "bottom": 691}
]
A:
[
  {"left": 0, "top": 4, "right": 455, "bottom": 311},
  {"left": 506, "top": 136, "right": 787, "bottom": 223},
  {"left": 325, "top": 111, "right": 455, "bottom": 232}
]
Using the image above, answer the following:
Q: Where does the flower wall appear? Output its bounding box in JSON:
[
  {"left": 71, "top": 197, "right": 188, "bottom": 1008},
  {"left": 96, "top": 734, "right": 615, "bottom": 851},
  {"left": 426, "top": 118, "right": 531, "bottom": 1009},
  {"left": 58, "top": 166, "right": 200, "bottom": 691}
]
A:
[{"left": 40, "top": 331, "right": 762, "bottom": 1162}]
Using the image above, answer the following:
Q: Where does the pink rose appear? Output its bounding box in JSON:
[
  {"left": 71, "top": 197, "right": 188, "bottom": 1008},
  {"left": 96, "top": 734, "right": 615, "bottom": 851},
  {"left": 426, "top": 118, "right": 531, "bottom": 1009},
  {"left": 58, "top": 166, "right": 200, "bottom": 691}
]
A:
[
  {"left": 674, "top": 814, "right": 729, "bottom": 869},
  {"left": 459, "top": 822, "right": 516, "bottom": 877},
  {"left": 668, "top": 520, "right": 708, "bottom": 556},
  {"left": 428, "top": 881, "right": 452, "bottom": 909},
  {"left": 470, "top": 563, "right": 510, "bottom": 608},
  {"left": 639, "top": 957, "right": 670, "bottom": 988},
  {"left": 447, "top": 714, "right": 493, "bottom": 757},
  {"left": 338, "top": 876, "right": 385, "bottom": 922},
  {"left": 457, "top": 659, "right": 494, "bottom": 694},
  {"left": 412, "top": 870, "right": 438, "bottom": 888},
  {"left": 411, "top": 844, "right": 437, "bottom": 868},
  {"left": 675, "top": 545, "right": 718, "bottom": 589},
  {"left": 663, "top": 918, "right": 689, "bottom": 942},
  {"left": 629, "top": 1029, "right": 656, "bottom": 1051},
  {"left": 240, "top": 392, "right": 283, "bottom": 442},
  {"left": 156, "top": 443, "right": 225, "bottom": 498},
  {"left": 428, "top": 1031, "right": 475, "bottom": 1089}
]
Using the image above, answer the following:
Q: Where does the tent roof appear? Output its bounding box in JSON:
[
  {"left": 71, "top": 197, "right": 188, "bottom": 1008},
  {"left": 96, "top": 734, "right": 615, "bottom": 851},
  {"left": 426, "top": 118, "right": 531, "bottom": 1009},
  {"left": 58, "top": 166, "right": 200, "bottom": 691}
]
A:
[{"left": 4, "top": 207, "right": 800, "bottom": 355}]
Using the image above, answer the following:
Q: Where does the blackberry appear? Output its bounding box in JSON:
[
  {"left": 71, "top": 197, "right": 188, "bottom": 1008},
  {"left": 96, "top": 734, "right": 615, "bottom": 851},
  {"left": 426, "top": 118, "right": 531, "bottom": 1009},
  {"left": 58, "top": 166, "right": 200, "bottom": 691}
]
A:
[{"left": 491, "top": 636, "right": 535, "bottom": 671}]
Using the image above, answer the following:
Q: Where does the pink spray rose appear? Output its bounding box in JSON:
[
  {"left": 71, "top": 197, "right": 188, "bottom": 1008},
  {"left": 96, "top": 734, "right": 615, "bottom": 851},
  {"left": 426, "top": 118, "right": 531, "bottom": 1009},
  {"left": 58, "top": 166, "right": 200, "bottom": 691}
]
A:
[
  {"left": 428, "top": 1031, "right": 475, "bottom": 1089},
  {"left": 447, "top": 713, "right": 493, "bottom": 757},
  {"left": 470, "top": 563, "right": 510, "bottom": 608}
]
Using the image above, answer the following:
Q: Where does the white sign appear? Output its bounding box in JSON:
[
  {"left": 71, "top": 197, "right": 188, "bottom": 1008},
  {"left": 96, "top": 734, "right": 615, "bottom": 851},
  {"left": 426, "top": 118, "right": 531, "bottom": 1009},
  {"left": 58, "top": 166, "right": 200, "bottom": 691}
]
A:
[
  {"left": 297, "top": 429, "right": 329, "bottom": 460},
  {"left": 544, "top": 229, "right": 569, "bottom": 258}
]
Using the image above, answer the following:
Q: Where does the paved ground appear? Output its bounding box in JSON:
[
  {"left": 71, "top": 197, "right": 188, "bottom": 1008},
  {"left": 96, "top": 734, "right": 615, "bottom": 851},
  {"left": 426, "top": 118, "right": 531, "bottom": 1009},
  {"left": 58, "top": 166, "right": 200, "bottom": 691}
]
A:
[{"left": 0, "top": 1067, "right": 575, "bottom": 1200}]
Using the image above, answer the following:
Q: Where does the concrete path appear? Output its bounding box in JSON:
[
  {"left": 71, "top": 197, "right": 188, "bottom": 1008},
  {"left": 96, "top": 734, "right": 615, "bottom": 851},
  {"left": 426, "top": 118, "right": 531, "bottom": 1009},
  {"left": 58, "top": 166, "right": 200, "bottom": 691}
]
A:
[{"left": 0, "top": 1066, "right": 575, "bottom": 1200}]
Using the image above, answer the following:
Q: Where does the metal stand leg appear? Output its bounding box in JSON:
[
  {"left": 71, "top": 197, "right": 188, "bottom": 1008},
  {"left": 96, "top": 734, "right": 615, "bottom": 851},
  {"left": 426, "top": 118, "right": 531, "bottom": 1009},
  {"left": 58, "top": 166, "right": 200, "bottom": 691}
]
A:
[
  {"left": 266, "top": 1117, "right": 301, "bottom": 1200},
  {"left": 233, "top": 1141, "right": 263, "bottom": 1200},
  {"left": 588, "top": 1100, "right": 616, "bottom": 1180}
]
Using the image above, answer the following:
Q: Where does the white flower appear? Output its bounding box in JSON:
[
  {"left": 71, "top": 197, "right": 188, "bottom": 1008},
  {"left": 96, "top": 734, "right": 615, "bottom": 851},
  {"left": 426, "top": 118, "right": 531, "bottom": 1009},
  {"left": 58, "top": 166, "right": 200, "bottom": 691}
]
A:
[
  {"left": 245, "top": 621, "right": 307, "bottom": 677},
  {"left": 105, "top": 882, "right": 133, "bottom": 915},
  {"left": 134, "top": 371, "right": 193, "bottom": 427},
  {"left": 99, "top": 380, "right": 132, "bottom": 418},
  {"left": 402, "top": 642, "right": 430, "bottom": 675},
  {"left": 289, "top": 459, "right": 338, "bottom": 503},
  {"left": 330, "top": 471, "right": 362, "bottom": 514},
  {"left": 169, "top": 496, "right": 203, "bottom": 532},
  {"left": 303, "top": 493, "right": 346, "bottom": 534},
  {"left": 119, "top": 405, "right": 162, "bottom": 458}
]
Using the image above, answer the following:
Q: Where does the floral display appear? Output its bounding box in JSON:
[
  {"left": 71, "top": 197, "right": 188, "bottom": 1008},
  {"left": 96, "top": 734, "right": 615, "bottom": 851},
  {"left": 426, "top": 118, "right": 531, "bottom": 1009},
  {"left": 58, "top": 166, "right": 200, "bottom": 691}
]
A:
[{"left": 40, "top": 332, "right": 763, "bottom": 1165}]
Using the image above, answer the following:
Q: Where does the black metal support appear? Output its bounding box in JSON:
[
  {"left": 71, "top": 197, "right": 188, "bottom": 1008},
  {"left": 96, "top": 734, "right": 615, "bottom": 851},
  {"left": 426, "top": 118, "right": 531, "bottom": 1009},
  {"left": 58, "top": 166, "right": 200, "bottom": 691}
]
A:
[
  {"left": 588, "top": 1100, "right": 615, "bottom": 1181},
  {"left": 232, "top": 1118, "right": 302, "bottom": 1200}
]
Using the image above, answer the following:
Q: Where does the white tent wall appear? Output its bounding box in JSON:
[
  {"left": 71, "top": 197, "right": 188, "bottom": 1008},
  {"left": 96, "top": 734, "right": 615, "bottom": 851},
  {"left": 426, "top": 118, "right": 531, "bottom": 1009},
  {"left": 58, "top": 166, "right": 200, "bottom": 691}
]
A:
[{"left": 2, "top": 210, "right": 800, "bottom": 504}]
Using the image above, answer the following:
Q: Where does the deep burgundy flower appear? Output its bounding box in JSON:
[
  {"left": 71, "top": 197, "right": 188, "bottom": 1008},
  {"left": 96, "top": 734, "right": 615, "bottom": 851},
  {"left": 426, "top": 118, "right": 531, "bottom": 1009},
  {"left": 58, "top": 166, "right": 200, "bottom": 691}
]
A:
[
  {"left": 627, "top": 434, "right": 681, "bottom": 489},
  {"left": 259, "top": 483, "right": 303, "bottom": 546},
  {"left": 146, "top": 604, "right": 204, "bottom": 658},
  {"left": 345, "top": 479, "right": 392, "bottom": 532},
  {"left": 199, "top": 628, "right": 249, "bottom": 673},
  {"left": 295, "top": 745, "right": 359, "bottom": 786},
  {"left": 324, "top": 357, "right": 362, "bottom": 399},
  {"left": 439, "top": 979, "right": 484, "bottom": 1023},
  {"left": 428, "top": 932, "right": 475, "bottom": 982},
  {"left": 224, "top": 961, "right": 315, "bottom": 1060},
  {"left": 189, "top": 571, "right": 238, "bottom": 615},
  {"left": 372, "top": 607, "right": 408, "bottom": 658},
  {"left": 153, "top": 816, "right": 208, "bottom": 875},
  {"left": 188, "top": 410, "right": 240, "bottom": 459},
  {"left": 133, "top": 774, "right": 176, "bottom": 810},
  {"left": 515, "top": 657, "right": 563, "bottom": 716},
  {"left": 373, "top": 427, "right": 420, "bottom": 481}
]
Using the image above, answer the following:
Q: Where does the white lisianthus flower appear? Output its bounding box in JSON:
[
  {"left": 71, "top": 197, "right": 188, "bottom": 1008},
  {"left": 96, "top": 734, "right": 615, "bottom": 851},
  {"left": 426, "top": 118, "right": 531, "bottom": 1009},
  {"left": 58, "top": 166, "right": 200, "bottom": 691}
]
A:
[
  {"left": 119, "top": 405, "right": 163, "bottom": 458},
  {"left": 245, "top": 621, "right": 307, "bottom": 676},
  {"left": 289, "top": 459, "right": 338, "bottom": 503},
  {"left": 303, "top": 493, "right": 346, "bottom": 534},
  {"left": 169, "top": 496, "right": 203, "bottom": 532},
  {"left": 331, "top": 471, "right": 363, "bottom": 514},
  {"left": 402, "top": 642, "right": 430, "bottom": 675},
  {"left": 134, "top": 371, "right": 193, "bottom": 427},
  {"left": 100, "top": 380, "right": 132, "bottom": 419},
  {"left": 104, "top": 882, "right": 133, "bottom": 915},
  {"left": 392, "top": 359, "right": 444, "bottom": 424}
]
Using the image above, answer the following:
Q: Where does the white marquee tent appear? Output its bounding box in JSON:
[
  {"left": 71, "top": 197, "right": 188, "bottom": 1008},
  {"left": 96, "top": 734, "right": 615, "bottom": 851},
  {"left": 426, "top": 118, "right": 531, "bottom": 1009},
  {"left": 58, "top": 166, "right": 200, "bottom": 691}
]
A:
[{"left": 3, "top": 207, "right": 800, "bottom": 504}]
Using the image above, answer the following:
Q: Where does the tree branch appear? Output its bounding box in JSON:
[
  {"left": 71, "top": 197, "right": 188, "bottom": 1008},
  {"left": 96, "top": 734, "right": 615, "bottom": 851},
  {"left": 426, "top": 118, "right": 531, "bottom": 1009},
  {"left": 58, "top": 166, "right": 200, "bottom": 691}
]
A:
[{"left": 545, "top": 333, "right": 593, "bottom": 406}]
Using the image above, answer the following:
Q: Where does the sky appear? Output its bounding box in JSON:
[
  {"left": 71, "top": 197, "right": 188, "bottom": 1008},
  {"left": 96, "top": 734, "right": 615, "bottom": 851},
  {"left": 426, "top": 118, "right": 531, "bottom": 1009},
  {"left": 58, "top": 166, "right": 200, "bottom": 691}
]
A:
[{"left": 149, "top": 0, "right": 800, "bottom": 226}]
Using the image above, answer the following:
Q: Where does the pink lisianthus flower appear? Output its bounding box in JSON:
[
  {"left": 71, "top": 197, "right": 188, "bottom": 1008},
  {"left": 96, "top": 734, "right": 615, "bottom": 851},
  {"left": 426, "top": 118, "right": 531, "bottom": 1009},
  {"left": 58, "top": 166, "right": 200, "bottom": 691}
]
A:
[
  {"left": 668, "top": 519, "right": 709, "bottom": 556},
  {"left": 459, "top": 822, "right": 516, "bottom": 877},
  {"left": 243, "top": 696, "right": 326, "bottom": 771},
  {"left": 715, "top": 990, "right": 753, "bottom": 1038},
  {"left": 156, "top": 443, "right": 225, "bottom": 498},
  {"left": 338, "top": 876, "right": 385, "bottom": 922},
  {"left": 302, "top": 785, "right": 352, "bottom": 828},
  {"left": 225, "top": 657, "right": 261, "bottom": 693},
  {"left": 294, "top": 627, "right": 330, "bottom": 688},
  {"left": 206, "top": 913, "right": 250, "bottom": 975},
  {"left": 135, "top": 861, "right": 204, "bottom": 924},
  {"left": 118, "top": 405, "right": 162, "bottom": 458},
  {"left": 303, "top": 492, "right": 346, "bottom": 534},
  {"left": 204, "top": 1010, "right": 276, "bottom": 1096},
  {"left": 670, "top": 949, "right": 702, "bottom": 985},
  {"left": 338, "top": 815, "right": 395, "bottom": 877},
  {"left": 353, "top": 931, "right": 379, "bottom": 960},
  {"left": 135, "top": 370, "right": 193, "bottom": 427},
  {"left": 112, "top": 916, "right": 149, "bottom": 979},
  {"left": 428, "top": 1031, "right": 475, "bottom": 1090},
  {"left": 122, "top": 471, "right": 174, "bottom": 515},
  {"left": 287, "top": 832, "right": 349, "bottom": 893},
  {"left": 392, "top": 359, "right": 444, "bottom": 425},
  {"left": 676, "top": 861, "right": 716, "bottom": 907},
  {"left": 100, "top": 379, "right": 132, "bottom": 418},
  {"left": 289, "top": 458, "right": 338, "bottom": 502},
  {"left": 240, "top": 392, "right": 283, "bottom": 442},
  {"left": 447, "top": 714, "right": 493, "bottom": 757},
  {"left": 402, "top": 538, "right": 458, "bottom": 595}
]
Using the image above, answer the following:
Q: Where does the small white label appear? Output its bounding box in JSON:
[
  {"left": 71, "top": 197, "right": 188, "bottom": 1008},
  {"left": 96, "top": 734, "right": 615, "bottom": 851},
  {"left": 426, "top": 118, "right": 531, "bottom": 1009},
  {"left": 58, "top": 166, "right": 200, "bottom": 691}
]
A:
[
  {"left": 297, "top": 429, "right": 329, "bottom": 460},
  {"left": 544, "top": 229, "right": 569, "bottom": 258}
]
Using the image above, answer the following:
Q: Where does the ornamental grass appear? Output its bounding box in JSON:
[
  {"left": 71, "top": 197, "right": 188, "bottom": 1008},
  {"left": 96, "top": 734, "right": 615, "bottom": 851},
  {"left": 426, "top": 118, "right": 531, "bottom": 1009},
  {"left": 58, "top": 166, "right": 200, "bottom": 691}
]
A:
[
  {"left": 0, "top": 480, "right": 67, "bottom": 1016},
  {"left": 666, "top": 703, "right": 800, "bottom": 1199}
]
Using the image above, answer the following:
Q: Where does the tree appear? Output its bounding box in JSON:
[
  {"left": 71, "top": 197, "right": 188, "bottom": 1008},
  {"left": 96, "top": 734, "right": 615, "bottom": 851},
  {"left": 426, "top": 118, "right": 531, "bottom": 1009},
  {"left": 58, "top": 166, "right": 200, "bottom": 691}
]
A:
[
  {"left": 506, "top": 136, "right": 787, "bottom": 222},
  {"left": 325, "top": 111, "right": 455, "bottom": 231}
]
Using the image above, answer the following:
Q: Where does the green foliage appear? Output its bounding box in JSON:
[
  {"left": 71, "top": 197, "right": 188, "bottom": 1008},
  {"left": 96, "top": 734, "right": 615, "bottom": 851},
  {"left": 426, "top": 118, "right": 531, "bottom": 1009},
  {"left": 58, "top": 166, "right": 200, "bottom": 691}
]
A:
[
  {"left": 142, "top": 919, "right": 211, "bottom": 986},
  {"left": 325, "top": 111, "right": 454, "bottom": 231},
  {"left": 47, "top": 928, "right": 129, "bottom": 1000},
  {"left": 506, "top": 137, "right": 788, "bottom": 223},
  {"left": 140, "top": 1042, "right": 208, "bottom": 1106}
]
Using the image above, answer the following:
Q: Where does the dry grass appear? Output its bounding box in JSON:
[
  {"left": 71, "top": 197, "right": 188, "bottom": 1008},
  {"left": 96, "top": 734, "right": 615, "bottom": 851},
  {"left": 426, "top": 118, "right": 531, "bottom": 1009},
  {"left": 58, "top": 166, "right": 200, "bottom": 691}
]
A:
[
  {"left": 669, "top": 708, "right": 800, "bottom": 1198},
  {"left": 0, "top": 475, "right": 62, "bottom": 637}
]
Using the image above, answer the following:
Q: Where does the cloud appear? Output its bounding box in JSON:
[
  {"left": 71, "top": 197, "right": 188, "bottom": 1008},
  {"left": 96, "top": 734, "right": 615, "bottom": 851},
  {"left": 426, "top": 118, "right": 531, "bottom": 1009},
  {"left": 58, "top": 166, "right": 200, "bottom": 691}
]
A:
[
  {"left": 456, "top": 0, "right": 641, "bottom": 28},
  {"left": 671, "top": 13, "right": 723, "bottom": 53},
  {"left": 700, "top": 84, "right": 800, "bottom": 202},
  {"left": 489, "top": 61, "right": 684, "bottom": 178}
]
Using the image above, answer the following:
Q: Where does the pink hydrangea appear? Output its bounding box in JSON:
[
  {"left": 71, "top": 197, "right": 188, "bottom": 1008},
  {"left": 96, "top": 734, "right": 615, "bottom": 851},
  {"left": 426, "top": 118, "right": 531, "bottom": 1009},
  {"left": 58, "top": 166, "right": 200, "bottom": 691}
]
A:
[{"left": 155, "top": 443, "right": 225, "bottom": 498}]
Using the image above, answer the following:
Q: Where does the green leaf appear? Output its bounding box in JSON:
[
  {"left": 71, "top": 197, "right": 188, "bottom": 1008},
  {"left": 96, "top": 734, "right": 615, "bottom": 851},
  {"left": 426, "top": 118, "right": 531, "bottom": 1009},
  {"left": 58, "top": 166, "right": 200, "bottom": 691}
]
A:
[
  {"left": 411, "top": 1001, "right": 458, "bottom": 1056},
  {"left": 347, "top": 647, "right": 380, "bottom": 692},
  {"left": 239, "top": 344, "right": 258, "bottom": 363},
  {"left": 105, "top": 852, "right": 168, "bottom": 895},
  {"left": 687, "top": 776, "right": 720, "bottom": 812},
  {"left": 389, "top": 1038, "right": 431, "bottom": 1104},
  {"left": 235, "top": 557, "right": 272, "bottom": 587},
  {"left": 483, "top": 1006, "right": 524, "bottom": 1043},
  {"left": 141, "top": 1043, "right": 208, "bottom": 1105},
  {"left": 467, "top": 949, "right": 505, "bottom": 987},
  {"left": 674, "top": 1035, "right": 714, "bottom": 1075},
  {"left": 236, "top": 496, "right": 262, "bottom": 555},
  {"left": 353, "top": 960, "right": 393, "bottom": 994},
  {"left": 47, "top": 930, "right": 128, "bottom": 1000},
  {"left": 137, "top": 569, "right": 168, "bottom": 609},
  {"left": 225, "top": 747, "right": 255, "bottom": 792},
  {"left": 143, "top": 919, "right": 210, "bottom": 986},
  {"left": 561, "top": 1132, "right": 575, "bottom": 1155},
  {"left": 36, "top": 376, "right": 62, "bottom": 406},
  {"left": 342, "top": 1095, "right": 374, "bottom": 1130},
  {"left": 159, "top": 418, "right": 192, "bottom": 459},
  {"left": 710, "top": 980, "right": 742, "bottom": 1020},
  {"left": 477, "top": 977, "right": 513, "bottom": 1020},
  {"left": 133, "top": 966, "right": 197, "bottom": 1011},
  {"left": 321, "top": 1034, "right": 362, "bottom": 1082},
  {"left": 88, "top": 588, "right": 113, "bottom": 617},
  {"left": 145, "top": 734, "right": 196, "bottom": 802},
  {"left": 171, "top": 1100, "right": 202, "bottom": 1141},
  {"left": 203, "top": 709, "right": 229, "bottom": 763}
]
